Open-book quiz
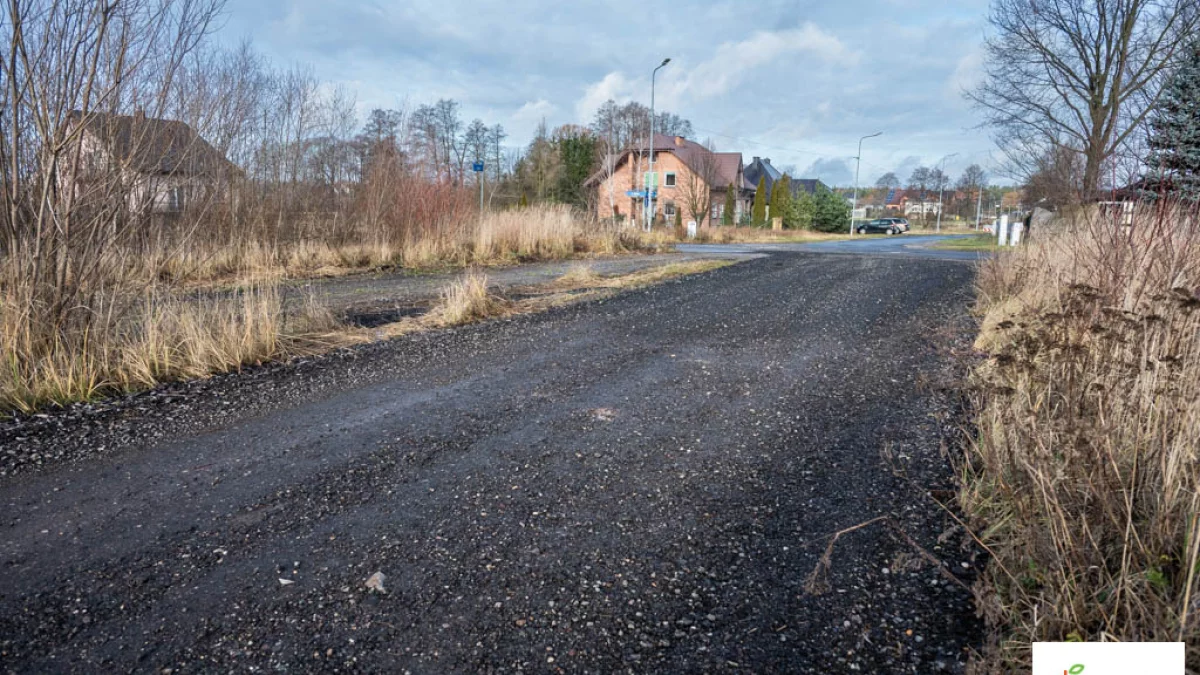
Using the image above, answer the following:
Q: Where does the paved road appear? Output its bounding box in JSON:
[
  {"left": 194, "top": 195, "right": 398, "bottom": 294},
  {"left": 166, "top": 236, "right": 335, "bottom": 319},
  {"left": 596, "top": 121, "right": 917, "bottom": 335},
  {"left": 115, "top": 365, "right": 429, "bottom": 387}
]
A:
[
  {"left": 678, "top": 234, "right": 986, "bottom": 262},
  {"left": 0, "top": 251, "right": 981, "bottom": 673}
]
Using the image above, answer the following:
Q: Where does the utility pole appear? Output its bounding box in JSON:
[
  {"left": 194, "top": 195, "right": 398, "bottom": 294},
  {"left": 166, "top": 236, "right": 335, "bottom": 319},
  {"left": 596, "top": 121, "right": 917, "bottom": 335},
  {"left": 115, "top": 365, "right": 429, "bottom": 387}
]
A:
[
  {"left": 975, "top": 184, "right": 983, "bottom": 230},
  {"left": 935, "top": 152, "right": 958, "bottom": 233},
  {"left": 646, "top": 58, "right": 671, "bottom": 232},
  {"left": 851, "top": 132, "right": 882, "bottom": 235}
]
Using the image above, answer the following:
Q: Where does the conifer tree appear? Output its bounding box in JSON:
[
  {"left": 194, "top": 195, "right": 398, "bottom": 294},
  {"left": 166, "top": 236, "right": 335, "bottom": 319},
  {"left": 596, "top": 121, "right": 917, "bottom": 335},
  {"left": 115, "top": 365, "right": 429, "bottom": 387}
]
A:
[
  {"left": 811, "top": 187, "right": 850, "bottom": 232},
  {"left": 674, "top": 206, "right": 683, "bottom": 232},
  {"left": 752, "top": 175, "right": 768, "bottom": 226},
  {"left": 789, "top": 191, "right": 816, "bottom": 230},
  {"left": 771, "top": 175, "right": 792, "bottom": 227},
  {"left": 1147, "top": 42, "right": 1200, "bottom": 199},
  {"left": 722, "top": 189, "right": 736, "bottom": 226}
]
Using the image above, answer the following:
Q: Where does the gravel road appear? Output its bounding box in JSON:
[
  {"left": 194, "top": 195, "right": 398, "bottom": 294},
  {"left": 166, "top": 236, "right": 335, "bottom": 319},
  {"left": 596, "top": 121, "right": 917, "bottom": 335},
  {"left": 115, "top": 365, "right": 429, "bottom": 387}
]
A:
[
  {"left": 0, "top": 251, "right": 981, "bottom": 673},
  {"left": 284, "top": 252, "right": 747, "bottom": 320},
  {"left": 678, "top": 234, "right": 987, "bottom": 262}
]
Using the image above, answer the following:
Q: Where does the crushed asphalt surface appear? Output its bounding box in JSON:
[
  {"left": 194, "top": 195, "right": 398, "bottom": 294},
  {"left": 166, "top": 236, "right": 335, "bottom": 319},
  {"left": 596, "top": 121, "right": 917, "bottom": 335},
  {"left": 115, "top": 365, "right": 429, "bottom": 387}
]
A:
[{"left": 0, "top": 249, "right": 982, "bottom": 673}]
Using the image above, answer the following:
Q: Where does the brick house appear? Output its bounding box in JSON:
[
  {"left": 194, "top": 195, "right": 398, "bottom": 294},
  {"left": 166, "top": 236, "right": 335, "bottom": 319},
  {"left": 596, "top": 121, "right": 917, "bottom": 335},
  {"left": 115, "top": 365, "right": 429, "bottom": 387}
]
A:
[{"left": 587, "top": 134, "right": 750, "bottom": 227}]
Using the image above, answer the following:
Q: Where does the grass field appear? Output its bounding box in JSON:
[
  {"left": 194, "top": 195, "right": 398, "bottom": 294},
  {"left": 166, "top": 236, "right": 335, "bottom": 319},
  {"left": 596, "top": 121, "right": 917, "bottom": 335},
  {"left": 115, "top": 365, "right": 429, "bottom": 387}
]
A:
[{"left": 930, "top": 233, "right": 999, "bottom": 251}]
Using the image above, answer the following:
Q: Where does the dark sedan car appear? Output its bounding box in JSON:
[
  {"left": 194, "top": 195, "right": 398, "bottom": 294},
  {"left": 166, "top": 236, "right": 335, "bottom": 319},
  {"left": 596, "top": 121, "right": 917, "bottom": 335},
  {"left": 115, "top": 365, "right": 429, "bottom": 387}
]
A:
[{"left": 856, "top": 218, "right": 904, "bottom": 235}]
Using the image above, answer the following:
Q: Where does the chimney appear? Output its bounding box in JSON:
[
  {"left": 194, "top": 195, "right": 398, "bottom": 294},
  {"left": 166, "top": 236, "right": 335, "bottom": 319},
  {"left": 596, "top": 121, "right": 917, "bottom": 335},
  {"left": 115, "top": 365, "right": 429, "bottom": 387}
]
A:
[
  {"left": 133, "top": 108, "right": 146, "bottom": 124},
  {"left": 764, "top": 158, "right": 772, "bottom": 165},
  {"left": 674, "top": 136, "right": 685, "bottom": 147},
  {"left": 752, "top": 156, "right": 760, "bottom": 164}
]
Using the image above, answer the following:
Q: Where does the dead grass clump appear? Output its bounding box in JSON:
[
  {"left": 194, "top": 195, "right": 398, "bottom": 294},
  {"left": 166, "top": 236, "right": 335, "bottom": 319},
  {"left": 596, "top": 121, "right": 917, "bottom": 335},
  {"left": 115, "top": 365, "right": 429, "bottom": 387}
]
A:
[
  {"left": 427, "top": 271, "right": 511, "bottom": 327},
  {"left": 0, "top": 283, "right": 338, "bottom": 413},
  {"left": 555, "top": 264, "right": 603, "bottom": 288},
  {"left": 964, "top": 202, "right": 1200, "bottom": 671}
]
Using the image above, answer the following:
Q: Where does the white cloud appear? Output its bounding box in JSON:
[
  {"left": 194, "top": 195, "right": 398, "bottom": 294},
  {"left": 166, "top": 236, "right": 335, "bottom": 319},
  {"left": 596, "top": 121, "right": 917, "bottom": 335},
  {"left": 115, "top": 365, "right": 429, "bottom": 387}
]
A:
[
  {"left": 946, "top": 47, "right": 985, "bottom": 101},
  {"left": 574, "top": 72, "right": 639, "bottom": 122},
  {"left": 509, "top": 99, "right": 559, "bottom": 137},
  {"left": 674, "top": 23, "right": 858, "bottom": 101},
  {"left": 573, "top": 23, "right": 857, "bottom": 128}
]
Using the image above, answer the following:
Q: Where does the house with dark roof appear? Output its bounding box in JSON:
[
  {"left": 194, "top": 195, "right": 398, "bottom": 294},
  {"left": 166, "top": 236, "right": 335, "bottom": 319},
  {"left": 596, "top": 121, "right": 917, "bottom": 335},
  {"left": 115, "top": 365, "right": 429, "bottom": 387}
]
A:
[
  {"left": 789, "top": 178, "right": 829, "bottom": 197},
  {"left": 586, "top": 134, "right": 751, "bottom": 227},
  {"left": 743, "top": 157, "right": 783, "bottom": 199},
  {"left": 744, "top": 156, "right": 829, "bottom": 203},
  {"left": 67, "top": 110, "right": 241, "bottom": 213}
]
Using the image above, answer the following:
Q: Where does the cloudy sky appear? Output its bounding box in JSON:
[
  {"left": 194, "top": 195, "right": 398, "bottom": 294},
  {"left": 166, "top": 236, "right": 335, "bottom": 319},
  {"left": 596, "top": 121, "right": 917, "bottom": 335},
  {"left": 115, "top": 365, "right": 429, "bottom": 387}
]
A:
[{"left": 218, "top": 0, "right": 1000, "bottom": 186}]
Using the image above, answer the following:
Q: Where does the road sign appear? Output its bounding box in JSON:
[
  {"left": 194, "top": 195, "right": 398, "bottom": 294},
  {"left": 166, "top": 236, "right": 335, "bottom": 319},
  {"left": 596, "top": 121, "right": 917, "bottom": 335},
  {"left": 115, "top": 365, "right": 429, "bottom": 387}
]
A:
[
  {"left": 472, "top": 161, "right": 485, "bottom": 172},
  {"left": 625, "top": 190, "right": 657, "bottom": 199}
]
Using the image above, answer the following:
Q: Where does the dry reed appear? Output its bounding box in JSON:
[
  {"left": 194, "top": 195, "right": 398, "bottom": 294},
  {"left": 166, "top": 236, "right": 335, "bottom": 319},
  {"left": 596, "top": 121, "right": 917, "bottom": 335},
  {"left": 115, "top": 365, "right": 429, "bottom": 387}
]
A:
[
  {"left": 964, "top": 202, "right": 1200, "bottom": 671},
  {"left": 0, "top": 206, "right": 657, "bottom": 412}
]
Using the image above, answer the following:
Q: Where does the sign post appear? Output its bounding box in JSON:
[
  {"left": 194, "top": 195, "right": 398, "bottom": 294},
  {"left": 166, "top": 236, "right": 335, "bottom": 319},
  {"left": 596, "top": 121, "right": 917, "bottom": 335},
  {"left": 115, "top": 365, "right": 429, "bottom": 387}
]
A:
[
  {"left": 643, "top": 172, "right": 659, "bottom": 230},
  {"left": 472, "top": 161, "right": 485, "bottom": 211}
]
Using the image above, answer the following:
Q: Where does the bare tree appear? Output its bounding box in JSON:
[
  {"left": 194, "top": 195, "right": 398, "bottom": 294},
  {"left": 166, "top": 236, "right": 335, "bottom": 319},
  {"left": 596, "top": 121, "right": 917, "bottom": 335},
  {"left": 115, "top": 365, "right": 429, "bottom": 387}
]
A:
[
  {"left": 487, "top": 124, "right": 505, "bottom": 184},
  {"left": 1, "top": 0, "right": 226, "bottom": 324},
  {"left": 589, "top": 99, "right": 693, "bottom": 151},
  {"left": 679, "top": 141, "right": 722, "bottom": 229},
  {"left": 955, "top": 164, "right": 989, "bottom": 217},
  {"left": 462, "top": 118, "right": 489, "bottom": 187},
  {"left": 908, "top": 167, "right": 932, "bottom": 218},
  {"left": 1026, "top": 144, "right": 1086, "bottom": 207},
  {"left": 971, "top": 0, "right": 1200, "bottom": 199}
]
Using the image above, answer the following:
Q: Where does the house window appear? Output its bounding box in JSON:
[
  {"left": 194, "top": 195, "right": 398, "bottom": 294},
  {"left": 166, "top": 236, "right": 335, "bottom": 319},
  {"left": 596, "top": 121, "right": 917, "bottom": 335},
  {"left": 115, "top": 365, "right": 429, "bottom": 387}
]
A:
[
  {"left": 664, "top": 201, "right": 676, "bottom": 218},
  {"left": 664, "top": 172, "right": 677, "bottom": 187},
  {"left": 168, "top": 186, "right": 185, "bottom": 212}
]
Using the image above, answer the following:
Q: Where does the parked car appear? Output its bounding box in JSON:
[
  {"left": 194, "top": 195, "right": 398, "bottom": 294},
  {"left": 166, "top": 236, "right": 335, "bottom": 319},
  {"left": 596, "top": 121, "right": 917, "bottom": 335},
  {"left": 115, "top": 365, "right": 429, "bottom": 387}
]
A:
[
  {"left": 856, "top": 218, "right": 904, "bottom": 235},
  {"left": 881, "top": 217, "right": 910, "bottom": 232}
]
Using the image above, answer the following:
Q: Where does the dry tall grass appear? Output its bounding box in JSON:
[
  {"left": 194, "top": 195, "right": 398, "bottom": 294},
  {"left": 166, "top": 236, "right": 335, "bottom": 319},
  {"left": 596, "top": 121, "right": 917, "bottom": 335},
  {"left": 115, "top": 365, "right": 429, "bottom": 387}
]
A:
[
  {"left": 141, "top": 205, "right": 659, "bottom": 286},
  {"left": 965, "top": 203, "right": 1200, "bottom": 671},
  {"left": 0, "top": 206, "right": 659, "bottom": 412},
  {"left": 427, "top": 271, "right": 510, "bottom": 327},
  {"left": 0, "top": 284, "right": 338, "bottom": 412}
]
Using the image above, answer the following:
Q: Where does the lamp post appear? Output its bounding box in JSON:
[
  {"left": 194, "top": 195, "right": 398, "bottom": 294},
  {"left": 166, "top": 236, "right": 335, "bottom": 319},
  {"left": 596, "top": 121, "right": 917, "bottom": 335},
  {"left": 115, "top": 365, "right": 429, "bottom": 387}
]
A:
[
  {"left": 975, "top": 182, "right": 984, "bottom": 231},
  {"left": 646, "top": 57, "right": 671, "bottom": 232},
  {"left": 935, "top": 152, "right": 958, "bottom": 233},
  {"left": 850, "top": 132, "right": 882, "bottom": 235}
]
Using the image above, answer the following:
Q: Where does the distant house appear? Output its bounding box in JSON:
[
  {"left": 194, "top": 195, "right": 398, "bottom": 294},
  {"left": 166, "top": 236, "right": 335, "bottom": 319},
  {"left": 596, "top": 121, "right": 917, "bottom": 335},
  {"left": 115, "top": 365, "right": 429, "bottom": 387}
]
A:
[
  {"left": 885, "top": 188, "right": 941, "bottom": 216},
  {"left": 744, "top": 156, "right": 828, "bottom": 202},
  {"left": 67, "top": 110, "right": 241, "bottom": 214},
  {"left": 744, "top": 156, "right": 783, "bottom": 200},
  {"left": 587, "top": 134, "right": 751, "bottom": 227},
  {"left": 789, "top": 178, "right": 830, "bottom": 197}
]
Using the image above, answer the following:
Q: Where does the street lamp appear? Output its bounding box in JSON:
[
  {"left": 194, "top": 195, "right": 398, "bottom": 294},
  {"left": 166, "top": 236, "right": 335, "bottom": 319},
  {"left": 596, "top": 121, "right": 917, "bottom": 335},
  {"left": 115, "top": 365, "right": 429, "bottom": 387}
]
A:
[
  {"left": 935, "top": 152, "right": 958, "bottom": 233},
  {"left": 850, "top": 132, "right": 882, "bottom": 235},
  {"left": 646, "top": 57, "right": 671, "bottom": 232}
]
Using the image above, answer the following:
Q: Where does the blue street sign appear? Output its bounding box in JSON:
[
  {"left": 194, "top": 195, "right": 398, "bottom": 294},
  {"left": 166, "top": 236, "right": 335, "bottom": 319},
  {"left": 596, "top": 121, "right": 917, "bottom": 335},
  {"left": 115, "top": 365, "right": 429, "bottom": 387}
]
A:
[
  {"left": 472, "top": 161, "right": 485, "bottom": 172},
  {"left": 625, "top": 190, "right": 657, "bottom": 199}
]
